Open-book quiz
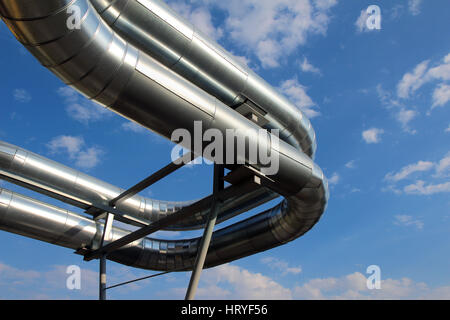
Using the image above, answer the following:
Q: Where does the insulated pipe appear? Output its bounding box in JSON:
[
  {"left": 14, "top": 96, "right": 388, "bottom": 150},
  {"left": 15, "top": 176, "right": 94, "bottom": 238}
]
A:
[
  {"left": 0, "top": 184, "right": 327, "bottom": 271},
  {"left": 0, "top": 0, "right": 329, "bottom": 271},
  {"left": 89, "top": 0, "right": 317, "bottom": 157},
  {"left": 0, "top": 140, "right": 278, "bottom": 230}
]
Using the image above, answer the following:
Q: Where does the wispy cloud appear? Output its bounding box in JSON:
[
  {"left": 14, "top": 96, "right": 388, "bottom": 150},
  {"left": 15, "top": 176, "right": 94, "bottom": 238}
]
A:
[
  {"left": 394, "top": 215, "right": 424, "bottom": 230},
  {"left": 362, "top": 128, "right": 384, "bottom": 144},
  {"left": 376, "top": 85, "right": 418, "bottom": 134},
  {"left": 168, "top": 1, "right": 223, "bottom": 40},
  {"left": 385, "top": 161, "right": 434, "bottom": 182},
  {"left": 397, "top": 60, "right": 431, "bottom": 99},
  {"left": 408, "top": 0, "right": 422, "bottom": 16},
  {"left": 355, "top": 9, "right": 370, "bottom": 33},
  {"left": 397, "top": 53, "right": 450, "bottom": 113},
  {"left": 165, "top": 264, "right": 450, "bottom": 300},
  {"left": 57, "top": 86, "right": 112, "bottom": 124},
  {"left": 384, "top": 152, "right": 450, "bottom": 195},
  {"left": 13, "top": 88, "right": 31, "bottom": 103},
  {"left": 279, "top": 78, "right": 319, "bottom": 118},
  {"left": 0, "top": 261, "right": 149, "bottom": 299},
  {"left": 47, "top": 135, "right": 104, "bottom": 170},
  {"left": 432, "top": 83, "right": 450, "bottom": 109},
  {"left": 404, "top": 180, "right": 450, "bottom": 195},
  {"left": 435, "top": 152, "right": 450, "bottom": 177},
  {"left": 166, "top": 263, "right": 293, "bottom": 299},
  {"left": 260, "top": 257, "right": 302, "bottom": 276},
  {"left": 293, "top": 272, "right": 450, "bottom": 299},
  {"left": 345, "top": 160, "right": 356, "bottom": 169},
  {"left": 181, "top": 0, "right": 337, "bottom": 69},
  {"left": 299, "top": 57, "right": 321, "bottom": 75},
  {"left": 328, "top": 172, "right": 340, "bottom": 186},
  {"left": 396, "top": 108, "right": 418, "bottom": 134}
]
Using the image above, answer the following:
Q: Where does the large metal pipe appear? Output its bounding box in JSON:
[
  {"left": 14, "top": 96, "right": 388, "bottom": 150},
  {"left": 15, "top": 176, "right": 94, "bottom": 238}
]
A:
[
  {"left": 0, "top": 140, "right": 278, "bottom": 230},
  {"left": 0, "top": 182, "right": 326, "bottom": 271},
  {"left": 0, "top": 0, "right": 329, "bottom": 271},
  {"left": 89, "top": 0, "right": 317, "bottom": 157}
]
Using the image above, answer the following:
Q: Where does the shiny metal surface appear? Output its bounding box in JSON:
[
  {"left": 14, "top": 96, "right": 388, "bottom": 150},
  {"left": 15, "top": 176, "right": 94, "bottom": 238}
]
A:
[
  {"left": 0, "top": 140, "right": 277, "bottom": 230},
  {"left": 0, "top": 0, "right": 329, "bottom": 271},
  {"left": 90, "top": 0, "right": 316, "bottom": 157}
]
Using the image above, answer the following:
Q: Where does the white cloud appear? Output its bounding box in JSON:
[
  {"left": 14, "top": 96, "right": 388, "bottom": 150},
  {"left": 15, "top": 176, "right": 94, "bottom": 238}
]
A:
[
  {"left": 396, "top": 108, "right": 418, "bottom": 133},
  {"left": 428, "top": 53, "right": 450, "bottom": 80},
  {"left": 260, "top": 257, "right": 302, "bottom": 276},
  {"left": 345, "top": 160, "right": 356, "bottom": 169},
  {"left": 13, "top": 88, "right": 31, "bottom": 103},
  {"left": 394, "top": 215, "right": 424, "bottom": 230},
  {"left": 196, "top": 264, "right": 293, "bottom": 299},
  {"left": 384, "top": 153, "right": 450, "bottom": 195},
  {"left": 404, "top": 180, "right": 450, "bottom": 195},
  {"left": 362, "top": 128, "right": 384, "bottom": 144},
  {"left": 47, "top": 135, "right": 84, "bottom": 157},
  {"left": 397, "top": 54, "right": 450, "bottom": 113},
  {"left": 446, "top": 124, "right": 450, "bottom": 133},
  {"left": 355, "top": 10, "right": 369, "bottom": 33},
  {"left": 168, "top": 1, "right": 223, "bottom": 40},
  {"left": 206, "top": 0, "right": 337, "bottom": 68},
  {"left": 229, "top": 52, "right": 251, "bottom": 69},
  {"left": 75, "top": 148, "right": 103, "bottom": 169},
  {"left": 0, "top": 261, "right": 148, "bottom": 299},
  {"left": 47, "top": 136, "right": 103, "bottom": 170},
  {"left": 436, "top": 153, "right": 450, "bottom": 176},
  {"left": 0, "top": 262, "right": 40, "bottom": 284},
  {"left": 376, "top": 85, "right": 417, "bottom": 134},
  {"left": 279, "top": 78, "right": 319, "bottom": 118},
  {"left": 397, "top": 60, "right": 430, "bottom": 99},
  {"left": 385, "top": 161, "right": 434, "bottom": 182},
  {"left": 299, "top": 57, "right": 321, "bottom": 75},
  {"left": 328, "top": 172, "right": 340, "bottom": 185},
  {"left": 432, "top": 83, "right": 450, "bottom": 109},
  {"left": 376, "top": 84, "right": 401, "bottom": 109},
  {"left": 4, "top": 260, "right": 450, "bottom": 300},
  {"left": 408, "top": 0, "right": 422, "bottom": 16},
  {"left": 293, "top": 272, "right": 450, "bottom": 300},
  {"left": 57, "top": 86, "right": 112, "bottom": 124}
]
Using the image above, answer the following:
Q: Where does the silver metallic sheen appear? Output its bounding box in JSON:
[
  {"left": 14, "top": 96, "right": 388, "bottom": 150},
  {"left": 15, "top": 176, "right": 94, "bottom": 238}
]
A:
[{"left": 0, "top": 0, "right": 328, "bottom": 271}]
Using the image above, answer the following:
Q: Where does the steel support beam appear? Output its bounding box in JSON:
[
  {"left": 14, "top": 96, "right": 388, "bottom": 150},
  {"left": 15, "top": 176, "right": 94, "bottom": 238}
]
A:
[
  {"left": 99, "top": 254, "right": 107, "bottom": 300},
  {"left": 83, "top": 177, "right": 259, "bottom": 262},
  {"left": 98, "top": 212, "right": 114, "bottom": 300},
  {"left": 185, "top": 164, "right": 224, "bottom": 300},
  {"left": 109, "top": 152, "right": 196, "bottom": 207}
]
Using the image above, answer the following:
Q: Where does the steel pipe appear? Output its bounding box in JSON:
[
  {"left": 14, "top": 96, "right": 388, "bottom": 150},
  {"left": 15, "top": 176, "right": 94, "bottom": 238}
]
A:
[{"left": 0, "top": 0, "right": 329, "bottom": 271}]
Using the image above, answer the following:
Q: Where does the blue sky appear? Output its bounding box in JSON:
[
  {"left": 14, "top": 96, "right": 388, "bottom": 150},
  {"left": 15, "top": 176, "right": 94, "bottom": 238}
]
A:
[{"left": 0, "top": 0, "right": 449, "bottom": 299}]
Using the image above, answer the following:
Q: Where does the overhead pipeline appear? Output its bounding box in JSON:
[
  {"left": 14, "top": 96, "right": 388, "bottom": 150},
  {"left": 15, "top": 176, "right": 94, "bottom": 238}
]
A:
[{"left": 0, "top": 0, "right": 328, "bottom": 271}]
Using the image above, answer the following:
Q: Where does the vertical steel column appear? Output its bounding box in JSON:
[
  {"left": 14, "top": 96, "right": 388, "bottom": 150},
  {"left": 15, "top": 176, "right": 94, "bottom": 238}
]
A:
[
  {"left": 185, "top": 164, "right": 224, "bottom": 300},
  {"left": 99, "top": 254, "right": 107, "bottom": 300},
  {"left": 98, "top": 212, "right": 114, "bottom": 300}
]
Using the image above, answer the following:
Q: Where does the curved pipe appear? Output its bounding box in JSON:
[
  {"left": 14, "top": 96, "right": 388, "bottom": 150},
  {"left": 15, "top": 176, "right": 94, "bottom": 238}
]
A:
[
  {"left": 0, "top": 140, "right": 278, "bottom": 230},
  {"left": 0, "top": 0, "right": 329, "bottom": 271},
  {"left": 0, "top": 184, "right": 326, "bottom": 270},
  {"left": 89, "top": 0, "right": 317, "bottom": 157}
]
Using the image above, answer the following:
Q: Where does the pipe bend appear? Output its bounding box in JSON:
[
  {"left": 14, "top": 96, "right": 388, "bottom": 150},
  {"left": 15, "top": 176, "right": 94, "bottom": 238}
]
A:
[{"left": 0, "top": 0, "right": 329, "bottom": 271}]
